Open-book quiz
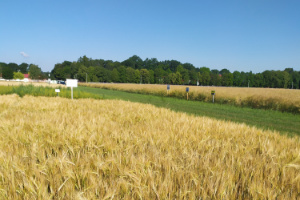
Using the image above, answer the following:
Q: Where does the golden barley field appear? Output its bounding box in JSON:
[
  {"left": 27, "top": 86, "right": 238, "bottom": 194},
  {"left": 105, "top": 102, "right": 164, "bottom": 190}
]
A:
[
  {"left": 0, "top": 95, "right": 300, "bottom": 199},
  {"left": 81, "top": 83, "right": 300, "bottom": 113}
]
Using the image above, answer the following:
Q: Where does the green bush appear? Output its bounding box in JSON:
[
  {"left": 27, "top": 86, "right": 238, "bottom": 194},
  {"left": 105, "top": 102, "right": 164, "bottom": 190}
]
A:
[{"left": 0, "top": 86, "right": 14, "bottom": 95}]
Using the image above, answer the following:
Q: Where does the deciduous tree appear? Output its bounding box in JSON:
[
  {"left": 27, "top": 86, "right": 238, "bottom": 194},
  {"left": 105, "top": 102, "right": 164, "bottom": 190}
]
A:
[
  {"left": 111, "top": 68, "right": 120, "bottom": 82},
  {"left": 29, "top": 64, "right": 42, "bottom": 80},
  {"left": 2, "top": 65, "right": 13, "bottom": 79}
]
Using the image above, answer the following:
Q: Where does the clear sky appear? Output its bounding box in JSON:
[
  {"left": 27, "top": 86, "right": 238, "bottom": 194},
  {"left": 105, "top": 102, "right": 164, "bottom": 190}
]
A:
[{"left": 1, "top": 0, "right": 299, "bottom": 73}]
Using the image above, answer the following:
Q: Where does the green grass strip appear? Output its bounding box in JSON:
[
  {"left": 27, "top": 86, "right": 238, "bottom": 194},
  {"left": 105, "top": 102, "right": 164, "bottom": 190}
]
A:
[{"left": 0, "top": 85, "right": 103, "bottom": 99}]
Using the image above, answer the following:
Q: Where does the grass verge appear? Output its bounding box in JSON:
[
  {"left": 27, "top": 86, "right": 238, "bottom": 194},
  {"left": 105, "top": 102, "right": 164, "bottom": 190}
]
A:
[{"left": 0, "top": 85, "right": 103, "bottom": 99}]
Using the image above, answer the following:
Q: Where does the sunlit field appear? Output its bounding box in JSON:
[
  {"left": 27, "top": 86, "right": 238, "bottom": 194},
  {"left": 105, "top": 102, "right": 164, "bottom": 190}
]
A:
[
  {"left": 0, "top": 80, "right": 66, "bottom": 88},
  {"left": 0, "top": 95, "right": 299, "bottom": 199},
  {"left": 81, "top": 83, "right": 300, "bottom": 113}
]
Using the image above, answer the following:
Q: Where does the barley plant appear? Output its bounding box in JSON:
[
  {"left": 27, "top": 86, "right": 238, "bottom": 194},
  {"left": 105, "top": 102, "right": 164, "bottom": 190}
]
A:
[
  {"left": 81, "top": 83, "right": 300, "bottom": 113},
  {"left": 0, "top": 81, "right": 66, "bottom": 88},
  {"left": 0, "top": 94, "right": 300, "bottom": 199}
]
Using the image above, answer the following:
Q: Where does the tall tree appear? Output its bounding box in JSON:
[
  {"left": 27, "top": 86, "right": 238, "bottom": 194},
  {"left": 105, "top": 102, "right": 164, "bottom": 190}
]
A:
[
  {"left": 210, "top": 69, "right": 221, "bottom": 86},
  {"left": 52, "top": 64, "right": 65, "bottom": 80},
  {"left": 149, "top": 70, "right": 155, "bottom": 84},
  {"left": 118, "top": 66, "right": 127, "bottom": 82},
  {"left": 283, "top": 71, "right": 290, "bottom": 88},
  {"left": 175, "top": 72, "right": 183, "bottom": 85},
  {"left": 199, "top": 67, "right": 211, "bottom": 85},
  {"left": 78, "top": 55, "right": 90, "bottom": 67},
  {"left": 290, "top": 71, "right": 300, "bottom": 89},
  {"left": 19, "top": 63, "right": 29, "bottom": 73},
  {"left": 169, "top": 60, "right": 181, "bottom": 72},
  {"left": 95, "top": 66, "right": 105, "bottom": 82},
  {"left": 168, "top": 73, "right": 177, "bottom": 84},
  {"left": 111, "top": 68, "right": 120, "bottom": 82},
  {"left": 176, "top": 65, "right": 184, "bottom": 73},
  {"left": 29, "top": 64, "right": 42, "bottom": 80},
  {"left": 2, "top": 65, "right": 13, "bottom": 79},
  {"left": 0, "top": 62, "right": 7, "bottom": 76},
  {"left": 154, "top": 67, "right": 166, "bottom": 84},
  {"left": 122, "top": 55, "right": 143, "bottom": 69},
  {"left": 88, "top": 66, "right": 98, "bottom": 82},
  {"left": 182, "top": 63, "right": 195, "bottom": 71},
  {"left": 103, "top": 69, "right": 112, "bottom": 82},
  {"left": 134, "top": 69, "right": 140, "bottom": 83},
  {"left": 126, "top": 67, "right": 136, "bottom": 83},
  {"left": 220, "top": 69, "right": 233, "bottom": 86},
  {"left": 144, "top": 58, "right": 159, "bottom": 70},
  {"left": 181, "top": 69, "right": 190, "bottom": 84},
  {"left": 253, "top": 73, "right": 263, "bottom": 87},
  {"left": 189, "top": 69, "right": 198, "bottom": 85},
  {"left": 140, "top": 69, "right": 150, "bottom": 83},
  {"left": 233, "top": 71, "right": 242, "bottom": 86},
  {"left": 77, "top": 64, "right": 88, "bottom": 82},
  {"left": 8, "top": 63, "right": 19, "bottom": 72}
]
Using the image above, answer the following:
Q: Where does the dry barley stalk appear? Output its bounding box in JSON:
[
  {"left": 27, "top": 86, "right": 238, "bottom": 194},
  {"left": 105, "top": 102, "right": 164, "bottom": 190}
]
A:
[{"left": 0, "top": 94, "right": 299, "bottom": 199}]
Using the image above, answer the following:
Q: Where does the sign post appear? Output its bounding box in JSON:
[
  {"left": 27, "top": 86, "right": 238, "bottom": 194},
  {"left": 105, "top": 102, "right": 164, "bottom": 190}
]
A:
[
  {"left": 66, "top": 79, "right": 78, "bottom": 99},
  {"left": 186, "top": 87, "right": 189, "bottom": 100},
  {"left": 55, "top": 89, "right": 60, "bottom": 97},
  {"left": 167, "top": 85, "right": 170, "bottom": 95},
  {"left": 211, "top": 90, "right": 215, "bottom": 103}
]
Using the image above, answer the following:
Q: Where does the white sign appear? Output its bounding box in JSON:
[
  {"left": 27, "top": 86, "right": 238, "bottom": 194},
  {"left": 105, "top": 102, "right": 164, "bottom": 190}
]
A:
[
  {"left": 66, "top": 79, "right": 78, "bottom": 87},
  {"left": 55, "top": 89, "right": 60, "bottom": 93}
]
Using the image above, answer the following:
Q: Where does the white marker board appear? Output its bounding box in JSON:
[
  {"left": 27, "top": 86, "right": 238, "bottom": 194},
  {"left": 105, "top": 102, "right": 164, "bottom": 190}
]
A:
[{"left": 66, "top": 79, "right": 78, "bottom": 87}]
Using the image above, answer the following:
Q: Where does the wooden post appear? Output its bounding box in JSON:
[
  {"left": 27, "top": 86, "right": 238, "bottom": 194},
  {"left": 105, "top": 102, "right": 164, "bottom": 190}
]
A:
[
  {"left": 211, "top": 90, "right": 215, "bottom": 103},
  {"left": 186, "top": 87, "right": 189, "bottom": 100}
]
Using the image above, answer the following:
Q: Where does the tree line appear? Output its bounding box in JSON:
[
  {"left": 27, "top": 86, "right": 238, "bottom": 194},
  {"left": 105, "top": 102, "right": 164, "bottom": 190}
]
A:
[
  {"left": 0, "top": 62, "right": 47, "bottom": 80},
  {"left": 51, "top": 55, "right": 299, "bottom": 89},
  {"left": 1, "top": 55, "right": 299, "bottom": 89}
]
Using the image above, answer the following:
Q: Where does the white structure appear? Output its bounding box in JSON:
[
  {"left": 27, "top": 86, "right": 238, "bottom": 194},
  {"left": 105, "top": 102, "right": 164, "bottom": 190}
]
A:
[{"left": 66, "top": 79, "right": 78, "bottom": 99}]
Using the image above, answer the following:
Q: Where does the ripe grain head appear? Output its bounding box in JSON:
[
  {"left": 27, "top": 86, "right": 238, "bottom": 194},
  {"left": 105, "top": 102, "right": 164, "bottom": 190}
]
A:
[
  {"left": 0, "top": 95, "right": 299, "bottom": 199},
  {"left": 82, "top": 83, "right": 300, "bottom": 112}
]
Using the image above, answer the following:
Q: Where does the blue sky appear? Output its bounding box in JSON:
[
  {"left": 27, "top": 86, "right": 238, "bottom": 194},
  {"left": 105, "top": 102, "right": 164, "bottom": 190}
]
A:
[{"left": 1, "top": 0, "right": 299, "bottom": 73}]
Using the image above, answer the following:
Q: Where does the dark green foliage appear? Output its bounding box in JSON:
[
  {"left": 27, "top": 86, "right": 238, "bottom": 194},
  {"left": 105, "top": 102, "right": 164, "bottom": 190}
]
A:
[
  {"left": 8, "top": 63, "right": 19, "bottom": 72},
  {"left": 19, "top": 63, "right": 29, "bottom": 73},
  {"left": 1, "top": 56, "right": 299, "bottom": 89},
  {"left": 52, "top": 55, "right": 299, "bottom": 89},
  {"left": 29, "top": 64, "right": 42, "bottom": 80},
  {"left": 2, "top": 65, "right": 14, "bottom": 79}
]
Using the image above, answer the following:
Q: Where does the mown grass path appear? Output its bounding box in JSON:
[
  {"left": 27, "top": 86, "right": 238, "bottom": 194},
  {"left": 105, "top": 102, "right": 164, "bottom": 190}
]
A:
[{"left": 78, "top": 86, "right": 300, "bottom": 136}]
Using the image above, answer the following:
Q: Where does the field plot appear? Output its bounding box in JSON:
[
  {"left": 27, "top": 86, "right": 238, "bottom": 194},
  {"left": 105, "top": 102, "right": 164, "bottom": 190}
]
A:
[
  {"left": 81, "top": 83, "right": 300, "bottom": 113},
  {"left": 0, "top": 81, "right": 65, "bottom": 88},
  {"left": 0, "top": 84, "right": 102, "bottom": 99},
  {"left": 0, "top": 95, "right": 300, "bottom": 199}
]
